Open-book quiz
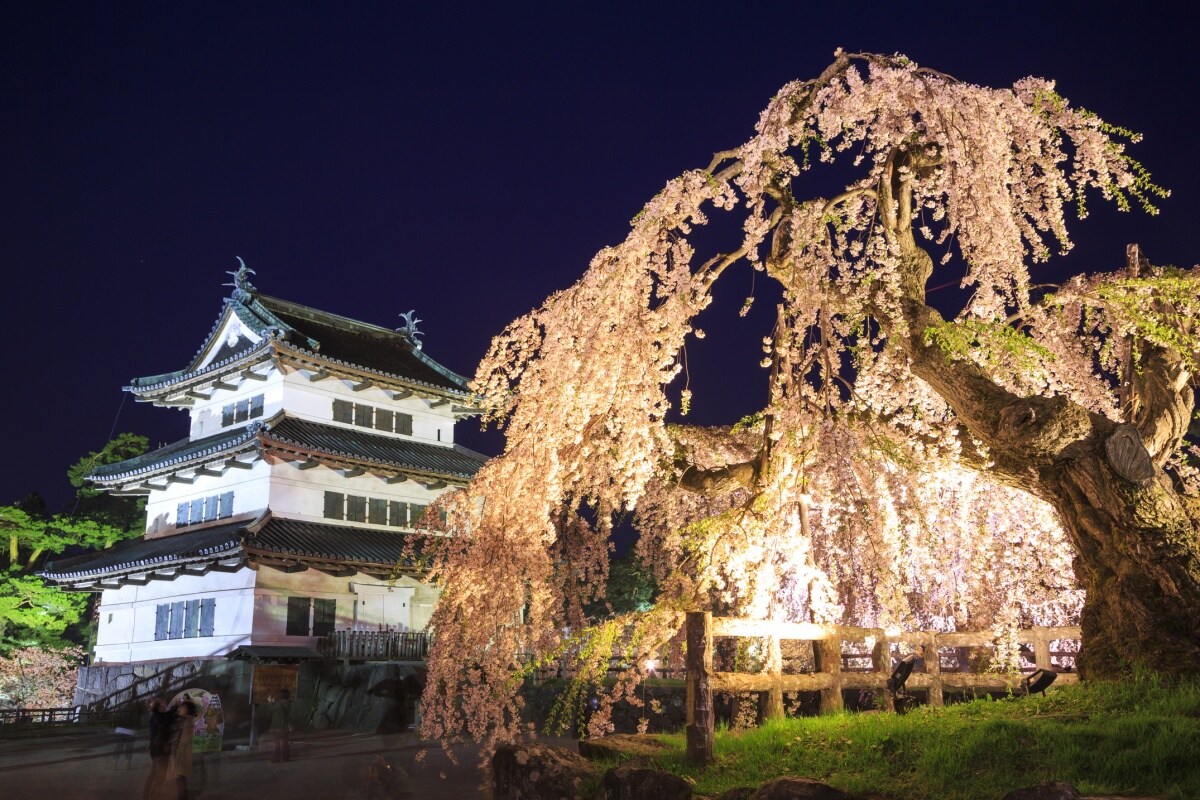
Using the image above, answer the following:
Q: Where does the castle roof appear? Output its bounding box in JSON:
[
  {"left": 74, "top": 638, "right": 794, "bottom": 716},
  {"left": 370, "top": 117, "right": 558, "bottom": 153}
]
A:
[
  {"left": 126, "top": 262, "right": 476, "bottom": 405},
  {"left": 41, "top": 515, "right": 431, "bottom": 589},
  {"left": 88, "top": 414, "right": 489, "bottom": 491}
]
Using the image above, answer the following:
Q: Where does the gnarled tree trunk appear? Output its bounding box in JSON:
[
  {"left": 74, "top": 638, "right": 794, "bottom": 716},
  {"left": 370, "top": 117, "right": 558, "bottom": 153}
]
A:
[{"left": 884, "top": 214, "right": 1200, "bottom": 677}]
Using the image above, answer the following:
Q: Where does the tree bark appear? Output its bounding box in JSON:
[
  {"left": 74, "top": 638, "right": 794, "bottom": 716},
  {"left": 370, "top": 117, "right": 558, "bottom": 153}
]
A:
[{"left": 874, "top": 166, "right": 1200, "bottom": 676}]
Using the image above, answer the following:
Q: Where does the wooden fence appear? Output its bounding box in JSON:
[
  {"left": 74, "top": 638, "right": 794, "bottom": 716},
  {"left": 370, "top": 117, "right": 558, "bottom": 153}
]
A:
[
  {"left": 317, "top": 630, "right": 430, "bottom": 662},
  {"left": 685, "top": 612, "right": 1081, "bottom": 765},
  {"left": 0, "top": 706, "right": 117, "bottom": 729}
]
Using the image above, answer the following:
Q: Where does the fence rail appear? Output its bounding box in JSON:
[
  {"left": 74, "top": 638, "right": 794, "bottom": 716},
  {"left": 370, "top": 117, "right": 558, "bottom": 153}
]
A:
[
  {"left": 686, "top": 613, "right": 1082, "bottom": 765},
  {"left": 0, "top": 706, "right": 117, "bottom": 728},
  {"left": 317, "top": 630, "right": 430, "bottom": 662}
]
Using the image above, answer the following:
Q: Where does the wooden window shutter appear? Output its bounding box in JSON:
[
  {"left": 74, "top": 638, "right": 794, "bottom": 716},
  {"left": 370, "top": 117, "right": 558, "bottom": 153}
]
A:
[
  {"left": 218, "top": 491, "right": 234, "bottom": 519},
  {"left": 154, "top": 604, "right": 170, "bottom": 641},
  {"left": 176, "top": 502, "right": 191, "bottom": 527},
  {"left": 249, "top": 394, "right": 264, "bottom": 418},
  {"left": 286, "top": 596, "right": 311, "bottom": 636},
  {"left": 222, "top": 404, "right": 235, "bottom": 427},
  {"left": 409, "top": 504, "right": 427, "bottom": 528},
  {"left": 169, "top": 601, "right": 185, "bottom": 639},
  {"left": 332, "top": 399, "right": 353, "bottom": 424},
  {"left": 199, "top": 598, "right": 216, "bottom": 637},
  {"left": 388, "top": 501, "right": 406, "bottom": 527},
  {"left": 368, "top": 498, "right": 388, "bottom": 525},
  {"left": 323, "top": 491, "right": 344, "bottom": 520},
  {"left": 347, "top": 495, "right": 367, "bottom": 523},
  {"left": 202, "top": 495, "right": 219, "bottom": 522},
  {"left": 184, "top": 600, "right": 201, "bottom": 638},
  {"left": 375, "top": 409, "right": 394, "bottom": 433},
  {"left": 354, "top": 403, "right": 373, "bottom": 428},
  {"left": 189, "top": 498, "right": 204, "bottom": 525},
  {"left": 312, "top": 598, "right": 336, "bottom": 637},
  {"left": 395, "top": 413, "right": 413, "bottom": 436},
  {"left": 235, "top": 399, "right": 250, "bottom": 422}
]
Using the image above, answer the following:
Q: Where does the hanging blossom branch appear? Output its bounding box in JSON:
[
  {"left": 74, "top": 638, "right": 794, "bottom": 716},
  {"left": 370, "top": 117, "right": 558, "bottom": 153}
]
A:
[{"left": 419, "top": 50, "right": 1196, "bottom": 756}]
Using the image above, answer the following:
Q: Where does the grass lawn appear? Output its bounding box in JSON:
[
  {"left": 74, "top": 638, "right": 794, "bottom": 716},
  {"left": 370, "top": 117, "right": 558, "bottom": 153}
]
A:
[{"left": 641, "top": 673, "right": 1200, "bottom": 799}]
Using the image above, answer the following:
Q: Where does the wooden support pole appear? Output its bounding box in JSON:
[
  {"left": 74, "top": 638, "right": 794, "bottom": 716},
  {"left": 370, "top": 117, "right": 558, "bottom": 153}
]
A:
[
  {"left": 765, "top": 634, "right": 784, "bottom": 720},
  {"left": 813, "top": 628, "right": 843, "bottom": 713},
  {"left": 1032, "top": 626, "right": 1053, "bottom": 671},
  {"left": 874, "top": 634, "right": 894, "bottom": 712},
  {"left": 925, "top": 633, "right": 943, "bottom": 708},
  {"left": 685, "top": 611, "right": 714, "bottom": 766}
]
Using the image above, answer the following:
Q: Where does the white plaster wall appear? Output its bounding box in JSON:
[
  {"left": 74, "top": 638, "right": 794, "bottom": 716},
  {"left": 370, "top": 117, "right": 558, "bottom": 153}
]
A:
[
  {"left": 279, "top": 372, "right": 458, "bottom": 446},
  {"left": 266, "top": 461, "right": 446, "bottom": 528},
  {"left": 143, "top": 461, "right": 272, "bottom": 537},
  {"left": 252, "top": 569, "right": 441, "bottom": 643},
  {"left": 93, "top": 568, "right": 258, "bottom": 664},
  {"left": 189, "top": 369, "right": 285, "bottom": 439},
  {"left": 193, "top": 313, "right": 264, "bottom": 372}
]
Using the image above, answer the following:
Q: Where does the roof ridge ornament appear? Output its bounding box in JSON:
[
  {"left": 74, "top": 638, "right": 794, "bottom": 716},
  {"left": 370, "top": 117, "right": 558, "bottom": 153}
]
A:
[
  {"left": 397, "top": 309, "right": 424, "bottom": 350},
  {"left": 223, "top": 257, "right": 258, "bottom": 302}
]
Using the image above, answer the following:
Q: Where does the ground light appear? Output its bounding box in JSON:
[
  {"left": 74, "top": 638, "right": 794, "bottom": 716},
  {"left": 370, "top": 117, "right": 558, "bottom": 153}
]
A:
[
  {"left": 1023, "top": 668, "right": 1057, "bottom": 696},
  {"left": 642, "top": 657, "right": 657, "bottom": 729}
]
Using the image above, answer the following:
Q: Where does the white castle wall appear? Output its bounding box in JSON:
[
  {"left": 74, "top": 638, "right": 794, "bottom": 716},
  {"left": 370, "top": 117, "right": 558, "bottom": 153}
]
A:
[{"left": 93, "top": 568, "right": 257, "bottom": 664}]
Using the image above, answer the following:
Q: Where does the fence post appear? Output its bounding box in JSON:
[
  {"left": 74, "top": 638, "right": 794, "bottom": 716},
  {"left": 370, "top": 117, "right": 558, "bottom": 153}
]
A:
[
  {"left": 685, "top": 610, "right": 714, "bottom": 766},
  {"left": 1032, "top": 626, "right": 1053, "bottom": 670},
  {"left": 813, "top": 627, "right": 843, "bottom": 713},
  {"left": 873, "top": 632, "right": 894, "bottom": 712},
  {"left": 925, "top": 633, "right": 943, "bottom": 708},
  {"left": 765, "top": 633, "right": 784, "bottom": 720}
]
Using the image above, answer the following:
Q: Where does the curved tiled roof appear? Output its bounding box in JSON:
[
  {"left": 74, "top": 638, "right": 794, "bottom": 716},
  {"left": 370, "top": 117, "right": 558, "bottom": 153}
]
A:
[
  {"left": 246, "top": 518, "right": 426, "bottom": 568},
  {"left": 89, "top": 425, "right": 261, "bottom": 482},
  {"left": 257, "top": 295, "right": 468, "bottom": 392},
  {"left": 41, "top": 523, "right": 246, "bottom": 581},
  {"left": 87, "top": 416, "right": 488, "bottom": 485},
  {"left": 40, "top": 517, "right": 427, "bottom": 585},
  {"left": 129, "top": 281, "right": 472, "bottom": 398},
  {"left": 264, "top": 418, "right": 488, "bottom": 479}
]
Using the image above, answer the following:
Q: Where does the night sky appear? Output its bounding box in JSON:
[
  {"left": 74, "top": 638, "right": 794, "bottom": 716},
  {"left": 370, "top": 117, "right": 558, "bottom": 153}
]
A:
[{"left": 4, "top": 3, "right": 1196, "bottom": 511}]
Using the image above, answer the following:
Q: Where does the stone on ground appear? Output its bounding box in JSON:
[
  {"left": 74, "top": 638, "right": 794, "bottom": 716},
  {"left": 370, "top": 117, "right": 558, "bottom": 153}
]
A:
[
  {"left": 493, "top": 741, "right": 599, "bottom": 800},
  {"left": 598, "top": 764, "right": 692, "bottom": 800}
]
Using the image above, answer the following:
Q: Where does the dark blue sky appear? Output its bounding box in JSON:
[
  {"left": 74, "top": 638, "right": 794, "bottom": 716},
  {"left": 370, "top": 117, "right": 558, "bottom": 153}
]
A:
[{"left": 4, "top": 3, "right": 1196, "bottom": 510}]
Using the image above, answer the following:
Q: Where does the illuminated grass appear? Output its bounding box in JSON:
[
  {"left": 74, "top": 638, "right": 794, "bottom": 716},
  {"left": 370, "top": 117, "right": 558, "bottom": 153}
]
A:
[{"left": 645, "top": 674, "right": 1200, "bottom": 799}]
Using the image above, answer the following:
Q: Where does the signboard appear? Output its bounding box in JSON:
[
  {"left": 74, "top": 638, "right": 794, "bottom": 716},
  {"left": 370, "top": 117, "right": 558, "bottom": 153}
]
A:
[
  {"left": 252, "top": 664, "right": 299, "bottom": 705},
  {"left": 168, "top": 688, "right": 224, "bottom": 754}
]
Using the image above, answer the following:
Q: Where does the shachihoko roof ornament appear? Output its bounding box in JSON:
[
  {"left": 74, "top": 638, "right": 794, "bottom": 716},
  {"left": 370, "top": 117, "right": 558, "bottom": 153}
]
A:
[{"left": 223, "top": 256, "right": 258, "bottom": 302}]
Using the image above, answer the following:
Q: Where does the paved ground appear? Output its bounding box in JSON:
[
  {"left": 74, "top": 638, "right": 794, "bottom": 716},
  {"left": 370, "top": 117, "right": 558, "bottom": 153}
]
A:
[{"left": 0, "top": 727, "right": 530, "bottom": 799}]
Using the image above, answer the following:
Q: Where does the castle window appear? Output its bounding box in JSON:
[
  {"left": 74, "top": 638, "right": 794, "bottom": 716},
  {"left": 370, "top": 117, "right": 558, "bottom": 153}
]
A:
[
  {"left": 332, "top": 399, "right": 354, "bottom": 424},
  {"left": 330, "top": 399, "right": 412, "bottom": 436},
  {"left": 286, "top": 596, "right": 310, "bottom": 636},
  {"left": 152, "top": 600, "right": 216, "bottom": 641},
  {"left": 176, "top": 491, "right": 235, "bottom": 527},
  {"left": 346, "top": 495, "right": 367, "bottom": 523},
  {"left": 221, "top": 394, "right": 265, "bottom": 427},
  {"left": 285, "top": 596, "right": 337, "bottom": 637},
  {"left": 313, "top": 599, "right": 336, "bottom": 637},
  {"left": 323, "top": 491, "right": 344, "bottom": 520},
  {"left": 353, "top": 403, "right": 373, "bottom": 428}
]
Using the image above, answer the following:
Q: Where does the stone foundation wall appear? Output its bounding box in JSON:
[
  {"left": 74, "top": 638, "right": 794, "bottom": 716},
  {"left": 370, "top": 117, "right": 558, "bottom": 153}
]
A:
[{"left": 75, "top": 659, "right": 423, "bottom": 744}]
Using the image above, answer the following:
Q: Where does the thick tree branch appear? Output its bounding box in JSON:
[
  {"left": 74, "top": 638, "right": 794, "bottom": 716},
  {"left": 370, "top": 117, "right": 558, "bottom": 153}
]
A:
[{"left": 1130, "top": 344, "right": 1195, "bottom": 464}]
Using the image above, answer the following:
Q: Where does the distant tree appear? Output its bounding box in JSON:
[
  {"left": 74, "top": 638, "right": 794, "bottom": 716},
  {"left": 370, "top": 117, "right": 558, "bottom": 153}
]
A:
[
  {"left": 66, "top": 432, "right": 148, "bottom": 530},
  {"left": 421, "top": 52, "right": 1199, "bottom": 751},
  {"left": 1, "top": 433, "right": 146, "bottom": 649},
  {"left": 0, "top": 645, "right": 84, "bottom": 709}
]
